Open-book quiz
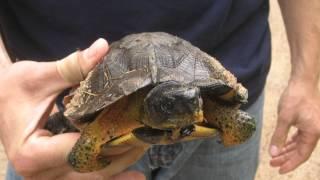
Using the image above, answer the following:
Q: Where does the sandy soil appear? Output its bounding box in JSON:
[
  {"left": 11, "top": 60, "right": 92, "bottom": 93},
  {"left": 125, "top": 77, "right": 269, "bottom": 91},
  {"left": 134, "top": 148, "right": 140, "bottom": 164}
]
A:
[{"left": 1, "top": 1, "right": 320, "bottom": 179}]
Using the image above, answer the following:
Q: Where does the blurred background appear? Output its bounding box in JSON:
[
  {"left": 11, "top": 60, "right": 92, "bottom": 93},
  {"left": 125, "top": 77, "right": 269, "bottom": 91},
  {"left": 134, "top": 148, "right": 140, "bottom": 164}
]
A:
[{"left": 1, "top": 1, "right": 320, "bottom": 179}]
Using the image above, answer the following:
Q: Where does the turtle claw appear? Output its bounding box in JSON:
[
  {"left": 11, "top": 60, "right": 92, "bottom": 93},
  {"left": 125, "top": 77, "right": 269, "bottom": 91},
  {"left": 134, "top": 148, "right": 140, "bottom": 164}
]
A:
[
  {"left": 181, "top": 124, "right": 217, "bottom": 141},
  {"left": 179, "top": 125, "right": 195, "bottom": 137}
]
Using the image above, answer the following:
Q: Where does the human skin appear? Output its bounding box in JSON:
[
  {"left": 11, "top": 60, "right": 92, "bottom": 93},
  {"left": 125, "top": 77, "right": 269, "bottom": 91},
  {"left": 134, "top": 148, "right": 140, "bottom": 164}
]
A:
[
  {"left": 1, "top": 1, "right": 319, "bottom": 177},
  {"left": 0, "top": 37, "right": 146, "bottom": 180},
  {"left": 269, "top": 0, "right": 320, "bottom": 174}
]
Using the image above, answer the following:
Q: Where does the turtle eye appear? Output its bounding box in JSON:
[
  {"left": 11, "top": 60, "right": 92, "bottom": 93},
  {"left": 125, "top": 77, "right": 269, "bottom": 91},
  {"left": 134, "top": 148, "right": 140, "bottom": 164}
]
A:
[{"left": 160, "top": 100, "right": 174, "bottom": 115}]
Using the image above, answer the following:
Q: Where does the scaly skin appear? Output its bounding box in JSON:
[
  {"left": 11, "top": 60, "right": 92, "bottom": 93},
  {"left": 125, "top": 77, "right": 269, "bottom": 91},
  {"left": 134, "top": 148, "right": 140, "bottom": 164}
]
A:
[
  {"left": 204, "top": 99, "right": 256, "bottom": 146},
  {"left": 68, "top": 94, "right": 144, "bottom": 172}
]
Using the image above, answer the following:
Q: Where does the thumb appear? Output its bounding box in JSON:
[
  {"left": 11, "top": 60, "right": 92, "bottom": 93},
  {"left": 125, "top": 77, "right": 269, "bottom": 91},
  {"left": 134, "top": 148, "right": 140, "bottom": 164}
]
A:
[
  {"left": 2, "top": 39, "right": 108, "bottom": 101},
  {"left": 269, "top": 115, "right": 292, "bottom": 157},
  {"left": 55, "top": 38, "right": 109, "bottom": 90},
  {"left": 14, "top": 38, "right": 109, "bottom": 99}
]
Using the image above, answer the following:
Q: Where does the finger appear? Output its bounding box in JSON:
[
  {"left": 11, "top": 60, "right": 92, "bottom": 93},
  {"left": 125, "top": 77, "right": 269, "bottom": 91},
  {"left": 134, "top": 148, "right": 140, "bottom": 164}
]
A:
[
  {"left": 26, "top": 131, "right": 80, "bottom": 171},
  {"left": 101, "top": 146, "right": 133, "bottom": 156},
  {"left": 57, "top": 38, "right": 108, "bottom": 85},
  {"left": 278, "top": 133, "right": 318, "bottom": 174},
  {"left": 278, "top": 151, "right": 305, "bottom": 174},
  {"left": 110, "top": 170, "right": 146, "bottom": 180},
  {"left": 98, "top": 145, "right": 150, "bottom": 178},
  {"left": 270, "top": 143, "right": 297, "bottom": 167},
  {"left": 58, "top": 169, "right": 146, "bottom": 180},
  {"left": 62, "top": 145, "right": 149, "bottom": 179},
  {"left": 27, "top": 164, "right": 71, "bottom": 180},
  {"left": 16, "top": 39, "right": 109, "bottom": 99},
  {"left": 269, "top": 115, "right": 292, "bottom": 157},
  {"left": 270, "top": 149, "right": 294, "bottom": 167},
  {"left": 56, "top": 38, "right": 109, "bottom": 88},
  {"left": 281, "top": 141, "right": 297, "bottom": 155}
]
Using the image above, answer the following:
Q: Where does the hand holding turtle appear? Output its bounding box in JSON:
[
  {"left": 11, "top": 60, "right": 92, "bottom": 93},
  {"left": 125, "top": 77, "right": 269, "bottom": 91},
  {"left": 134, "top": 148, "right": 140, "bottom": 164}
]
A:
[
  {"left": 0, "top": 38, "right": 146, "bottom": 180},
  {"left": 269, "top": 79, "right": 320, "bottom": 174}
]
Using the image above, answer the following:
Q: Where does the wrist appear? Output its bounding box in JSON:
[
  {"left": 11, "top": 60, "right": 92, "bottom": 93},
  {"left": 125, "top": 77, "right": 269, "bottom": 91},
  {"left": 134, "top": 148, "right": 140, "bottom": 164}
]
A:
[
  {"left": 290, "top": 57, "right": 320, "bottom": 90},
  {"left": 288, "top": 75, "right": 319, "bottom": 93}
]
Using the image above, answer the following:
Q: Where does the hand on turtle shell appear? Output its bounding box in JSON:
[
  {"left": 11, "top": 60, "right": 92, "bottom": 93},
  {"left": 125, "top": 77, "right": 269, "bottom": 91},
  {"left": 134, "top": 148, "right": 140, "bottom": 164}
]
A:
[
  {"left": 0, "top": 38, "right": 146, "bottom": 180},
  {"left": 269, "top": 79, "right": 320, "bottom": 174}
]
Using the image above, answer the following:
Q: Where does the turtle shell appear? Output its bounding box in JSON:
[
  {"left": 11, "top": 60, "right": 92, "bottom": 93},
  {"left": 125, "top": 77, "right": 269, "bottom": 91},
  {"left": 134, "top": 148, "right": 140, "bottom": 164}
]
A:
[{"left": 64, "top": 32, "right": 245, "bottom": 121}]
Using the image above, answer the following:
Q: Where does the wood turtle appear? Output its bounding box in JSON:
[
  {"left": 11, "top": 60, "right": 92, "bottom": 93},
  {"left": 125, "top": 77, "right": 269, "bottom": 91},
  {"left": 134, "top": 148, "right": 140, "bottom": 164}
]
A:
[{"left": 46, "top": 32, "right": 255, "bottom": 173}]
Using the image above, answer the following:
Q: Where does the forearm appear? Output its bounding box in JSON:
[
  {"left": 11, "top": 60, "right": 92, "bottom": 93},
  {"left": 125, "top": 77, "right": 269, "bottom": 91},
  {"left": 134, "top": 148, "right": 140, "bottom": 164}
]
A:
[
  {"left": 0, "top": 35, "right": 12, "bottom": 68},
  {"left": 279, "top": 0, "right": 320, "bottom": 87}
]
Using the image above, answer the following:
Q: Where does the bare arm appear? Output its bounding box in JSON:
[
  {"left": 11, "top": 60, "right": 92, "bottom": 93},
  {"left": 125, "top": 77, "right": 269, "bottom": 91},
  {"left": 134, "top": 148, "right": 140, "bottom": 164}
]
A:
[
  {"left": 270, "top": 0, "right": 320, "bottom": 174},
  {"left": 280, "top": 0, "right": 320, "bottom": 85},
  {"left": 0, "top": 35, "right": 12, "bottom": 68}
]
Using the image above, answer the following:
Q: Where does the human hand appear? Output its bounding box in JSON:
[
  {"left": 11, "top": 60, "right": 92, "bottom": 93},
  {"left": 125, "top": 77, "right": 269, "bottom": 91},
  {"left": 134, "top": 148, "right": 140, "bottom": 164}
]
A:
[
  {"left": 269, "top": 79, "right": 320, "bottom": 174},
  {"left": 0, "top": 39, "right": 146, "bottom": 180}
]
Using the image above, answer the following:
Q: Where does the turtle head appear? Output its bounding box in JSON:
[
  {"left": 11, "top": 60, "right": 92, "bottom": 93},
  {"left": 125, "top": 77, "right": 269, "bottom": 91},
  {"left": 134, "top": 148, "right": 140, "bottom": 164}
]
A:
[
  {"left": 220, "top": 111, "right": 256, "bottom": 146},
  {"left": 143, "top": 81, "right": 204, "bottom": 130}
]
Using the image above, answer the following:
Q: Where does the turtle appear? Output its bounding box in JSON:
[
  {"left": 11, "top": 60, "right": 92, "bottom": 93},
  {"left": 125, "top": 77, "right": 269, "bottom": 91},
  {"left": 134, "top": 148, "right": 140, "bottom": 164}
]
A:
[{"left": 46, "top": 32, "right": 256, "bottom": 173}]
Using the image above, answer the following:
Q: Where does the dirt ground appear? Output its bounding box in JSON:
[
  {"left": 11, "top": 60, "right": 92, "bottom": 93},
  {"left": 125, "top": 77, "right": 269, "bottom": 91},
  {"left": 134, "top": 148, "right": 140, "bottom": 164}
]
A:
[{"left": 1, "top": 1, "right": 320, "bottom": 179}]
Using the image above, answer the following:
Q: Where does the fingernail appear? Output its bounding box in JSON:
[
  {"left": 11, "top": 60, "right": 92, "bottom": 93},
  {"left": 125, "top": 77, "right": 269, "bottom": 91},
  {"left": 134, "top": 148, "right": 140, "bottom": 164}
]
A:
[
  {"left": 269, "top": 145, "right": 280, "bottom": 157},
  {"left": 84, "top": 38, "right": 108, "bottom": 60}
]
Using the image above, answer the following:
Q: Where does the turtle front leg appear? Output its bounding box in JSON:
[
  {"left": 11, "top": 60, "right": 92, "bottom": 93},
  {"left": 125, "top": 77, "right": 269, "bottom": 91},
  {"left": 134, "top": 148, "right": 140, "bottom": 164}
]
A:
[
  {"left": 68, "top": 117, "right": 111, "bottom": 172},
  {"left": 203, "top": 99, "right": 256, "bottom": 146},
  {"left": 45, "top": 112, "right": 109, "bottom": 172},
  {"left": 68, "top": 118, "right": 148, "bottom": 173},
  {"left": 68, "top": 96, "right": 143, "bottom": 172}
]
